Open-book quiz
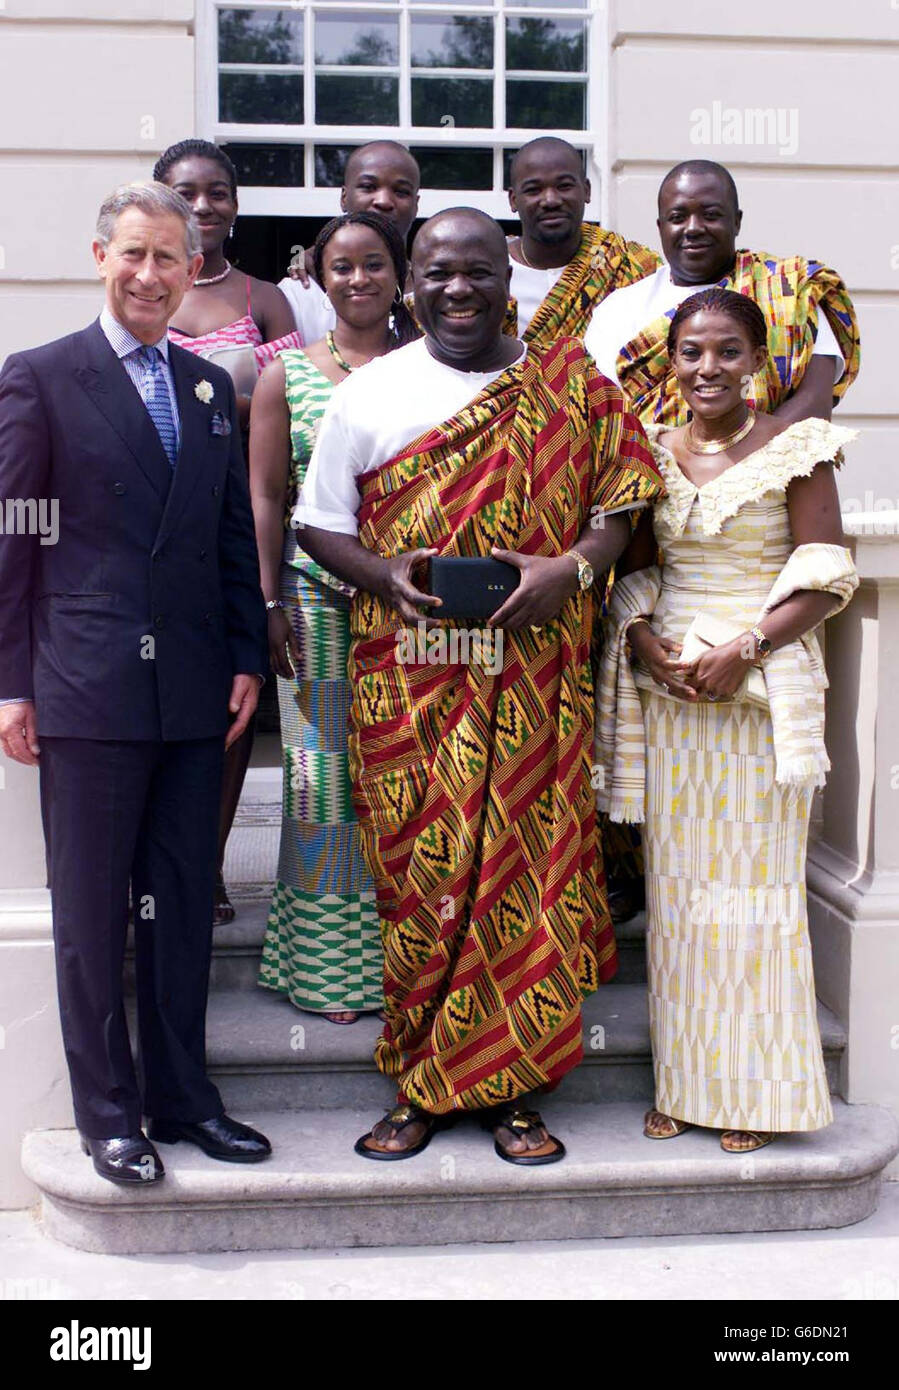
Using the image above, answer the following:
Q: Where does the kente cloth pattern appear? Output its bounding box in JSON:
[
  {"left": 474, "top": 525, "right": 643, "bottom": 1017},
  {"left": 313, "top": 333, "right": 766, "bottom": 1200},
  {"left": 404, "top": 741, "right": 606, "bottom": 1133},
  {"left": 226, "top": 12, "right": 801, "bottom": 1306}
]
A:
[
  {"left": 258, "top": 352, "right": 383, "bottom": 1014},
  {"left": 615, "top": 250, "right": 861, "bottom": 425},
  {"left": 643, "top": 698, "right": 833, "bottom": 1132},
  {"left": 593, "top": 416, "right": 859, "bottom": 1136},
  {"left": 513, "top": 223, "right": 660, "bottom": 349},
  {"left": 595, "top": 417, "right": 859, "bottom": 821},
  {"left": 348, "top": 337, "right": 664, "bottom": 1112},
  {"left": 278, "top": 349, "right": 356, "bottom": 595}
]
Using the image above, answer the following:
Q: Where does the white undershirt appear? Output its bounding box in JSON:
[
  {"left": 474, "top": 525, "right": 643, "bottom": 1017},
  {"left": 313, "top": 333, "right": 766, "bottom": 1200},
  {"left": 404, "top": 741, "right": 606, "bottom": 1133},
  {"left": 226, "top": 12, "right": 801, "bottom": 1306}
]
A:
[
  {"left": 583, "top": 264, "right": 844, "bottom": 388},
  {"left": 508, "top": 252, "right": 567, "bottom": 335},
  {"left": 277, "top": 274, "right": 336, "bottom": 345},
  {"left": 294, "top": 337, "right": 527, "bottom": 537}
]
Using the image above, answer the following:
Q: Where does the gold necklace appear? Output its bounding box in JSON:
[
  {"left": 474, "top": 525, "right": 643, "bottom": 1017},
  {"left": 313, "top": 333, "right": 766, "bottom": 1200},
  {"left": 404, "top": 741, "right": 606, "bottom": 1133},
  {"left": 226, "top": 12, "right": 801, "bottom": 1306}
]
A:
[{"left": 685, "top": 410, "right": 755, "bottom": 455}]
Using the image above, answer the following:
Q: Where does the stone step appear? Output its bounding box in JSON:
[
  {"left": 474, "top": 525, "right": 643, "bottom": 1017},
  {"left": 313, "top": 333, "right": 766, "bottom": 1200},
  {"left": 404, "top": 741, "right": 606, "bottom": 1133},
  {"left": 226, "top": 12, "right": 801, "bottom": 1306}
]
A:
[
  {"left": 22, "top": 1099, "right": 898, "bottom": 1255},
  {"left": 209, "top": 896, "right": 275, "bottom": 991},
  {"left": 125, "top": 896, "right": 273, "bottom": 994},
  {"left": 611, "top": 909, "right": 648, "bottom": 983},
  {"left": 127, "top": 898, "right": 649, "bottom": 992},
  {"left": 128, "top": 897, "right": 648, "bottom": 992},
  {"left": 180, "top": 981, "right": 847, "bottom": 1112}
]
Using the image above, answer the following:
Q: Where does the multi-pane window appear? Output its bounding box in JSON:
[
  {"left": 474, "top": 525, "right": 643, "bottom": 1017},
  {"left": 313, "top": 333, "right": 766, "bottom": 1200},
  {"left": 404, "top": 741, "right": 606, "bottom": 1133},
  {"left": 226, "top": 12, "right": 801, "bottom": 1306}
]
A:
[{"left": 198, "top": 0, "right": 605, "bottom": 217}]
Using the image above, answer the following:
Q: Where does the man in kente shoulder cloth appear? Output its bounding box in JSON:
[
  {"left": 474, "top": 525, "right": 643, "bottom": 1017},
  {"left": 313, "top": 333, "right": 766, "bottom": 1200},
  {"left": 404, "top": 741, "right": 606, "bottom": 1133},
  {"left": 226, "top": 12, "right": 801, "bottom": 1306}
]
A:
[
  {"left": 585, "top": 159, "right": 860, "bottom": 425},
  {"left": 294, "top": 208, "right": 663, "bottom": 1162},
  {"left": 506, "top": 136, "right": 660, "bottom": 347}
]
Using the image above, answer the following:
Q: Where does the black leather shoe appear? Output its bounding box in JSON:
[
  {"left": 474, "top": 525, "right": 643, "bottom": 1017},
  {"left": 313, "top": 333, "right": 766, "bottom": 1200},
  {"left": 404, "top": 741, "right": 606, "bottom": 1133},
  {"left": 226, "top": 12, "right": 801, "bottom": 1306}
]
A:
[
  {"left": 147, "top": 1114, "right": 272, "bottom": 1163},
  {"left": 80, "top": 1133, "right": 165, "bottom": 1185}
]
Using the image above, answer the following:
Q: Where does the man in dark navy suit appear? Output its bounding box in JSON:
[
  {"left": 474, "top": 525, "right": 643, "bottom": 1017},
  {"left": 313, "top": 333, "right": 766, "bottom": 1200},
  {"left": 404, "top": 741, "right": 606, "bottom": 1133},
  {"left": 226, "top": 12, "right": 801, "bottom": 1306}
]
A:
[{"left": 0, "top": 182, "right": 271, "bottom": 1183}]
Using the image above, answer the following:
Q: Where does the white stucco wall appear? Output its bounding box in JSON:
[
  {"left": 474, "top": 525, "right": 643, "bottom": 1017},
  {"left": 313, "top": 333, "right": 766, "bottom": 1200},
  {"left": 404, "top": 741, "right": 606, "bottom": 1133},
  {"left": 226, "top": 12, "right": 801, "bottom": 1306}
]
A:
[{"left": 0, "top": 2, "right": 195, "bottom": 359}]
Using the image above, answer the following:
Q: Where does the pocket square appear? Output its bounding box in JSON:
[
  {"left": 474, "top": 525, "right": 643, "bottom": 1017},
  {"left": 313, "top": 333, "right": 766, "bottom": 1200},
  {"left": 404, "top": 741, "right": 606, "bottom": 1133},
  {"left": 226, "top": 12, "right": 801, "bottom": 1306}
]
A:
[{"left": 210, "top": 411, "right": 232, "bottom": 437}]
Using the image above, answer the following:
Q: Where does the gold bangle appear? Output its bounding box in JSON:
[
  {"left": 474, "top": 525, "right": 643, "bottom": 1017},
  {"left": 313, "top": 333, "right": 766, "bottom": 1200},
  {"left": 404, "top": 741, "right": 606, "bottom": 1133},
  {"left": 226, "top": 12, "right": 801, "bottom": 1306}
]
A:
[{"left": 622, "top": 615, "right": 651, "bottom": 643}]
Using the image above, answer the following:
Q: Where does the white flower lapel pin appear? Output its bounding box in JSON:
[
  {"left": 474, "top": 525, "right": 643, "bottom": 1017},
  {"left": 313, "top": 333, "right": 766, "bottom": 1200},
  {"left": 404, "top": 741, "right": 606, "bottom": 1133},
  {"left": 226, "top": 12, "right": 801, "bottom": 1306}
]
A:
[{"left": 194, "top": 379, "right": 214, "bottom": 405}]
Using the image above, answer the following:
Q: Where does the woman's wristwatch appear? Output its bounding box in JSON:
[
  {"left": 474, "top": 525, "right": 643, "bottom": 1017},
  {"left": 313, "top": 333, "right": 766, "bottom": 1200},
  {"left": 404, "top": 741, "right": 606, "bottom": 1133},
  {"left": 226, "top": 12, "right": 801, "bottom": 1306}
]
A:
[
  {"left": 750, "top": 625, "right": 772, "bottom": 661},
  {"left": 265, "top": 599, "right": 285, "bottom": 612}
]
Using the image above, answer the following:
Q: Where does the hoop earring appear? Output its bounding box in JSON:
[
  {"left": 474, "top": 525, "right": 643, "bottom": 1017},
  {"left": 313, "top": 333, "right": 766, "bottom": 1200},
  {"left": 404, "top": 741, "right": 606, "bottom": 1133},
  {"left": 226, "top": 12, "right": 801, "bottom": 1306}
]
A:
[{"left": 393, "top": 284, "right": 404, "bottom": 305}]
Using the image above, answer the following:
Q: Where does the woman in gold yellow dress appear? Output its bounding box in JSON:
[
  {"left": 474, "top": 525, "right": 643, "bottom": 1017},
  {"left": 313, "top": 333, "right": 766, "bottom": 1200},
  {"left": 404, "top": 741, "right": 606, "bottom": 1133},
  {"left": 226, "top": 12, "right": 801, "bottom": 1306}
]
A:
[{"left": 596, "top": 287, "right": 858, "bottom": 1153}]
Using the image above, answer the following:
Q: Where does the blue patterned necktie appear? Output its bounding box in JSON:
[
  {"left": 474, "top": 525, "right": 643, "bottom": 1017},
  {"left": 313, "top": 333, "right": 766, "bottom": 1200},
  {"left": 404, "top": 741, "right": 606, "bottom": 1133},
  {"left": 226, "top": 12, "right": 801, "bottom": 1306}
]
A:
[{"left": 138, "top": 344, "right": 178, "bottom": 467}]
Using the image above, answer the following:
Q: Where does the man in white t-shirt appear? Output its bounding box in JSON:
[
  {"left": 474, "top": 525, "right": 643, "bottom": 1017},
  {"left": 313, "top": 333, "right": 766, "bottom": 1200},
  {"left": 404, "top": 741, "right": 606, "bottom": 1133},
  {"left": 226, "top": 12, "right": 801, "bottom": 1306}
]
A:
[
  {"left": 505, "top": 137, "right": 659, "bottom": 346},
  {"left": 584, "top": 159, "right": 860, "bottom": 425},
  {"left": 295, "top": 208, "right": 663, "bottom": 1165},
  {"left": 278, "top": 141, "right": 420, "bottom": 343}
]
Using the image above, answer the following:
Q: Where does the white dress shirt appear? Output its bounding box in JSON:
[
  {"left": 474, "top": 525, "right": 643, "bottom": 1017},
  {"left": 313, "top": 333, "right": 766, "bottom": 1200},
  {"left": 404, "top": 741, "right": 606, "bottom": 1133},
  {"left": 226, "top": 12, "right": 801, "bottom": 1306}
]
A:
[{"left": 100, "top": 306, "right": 182, "bottom": 446}]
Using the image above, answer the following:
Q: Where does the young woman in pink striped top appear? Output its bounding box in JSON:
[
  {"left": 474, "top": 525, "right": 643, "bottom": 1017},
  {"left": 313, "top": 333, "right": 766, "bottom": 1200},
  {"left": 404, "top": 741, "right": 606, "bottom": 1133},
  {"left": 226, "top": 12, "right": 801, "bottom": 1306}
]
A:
[{"left": 155, "top": 140, "right": 300, "bottom": 434}]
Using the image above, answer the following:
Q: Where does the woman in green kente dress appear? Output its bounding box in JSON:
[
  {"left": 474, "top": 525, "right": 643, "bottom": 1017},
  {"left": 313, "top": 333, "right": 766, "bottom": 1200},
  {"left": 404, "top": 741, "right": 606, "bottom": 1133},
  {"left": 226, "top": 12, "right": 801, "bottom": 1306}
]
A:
[{"left": 250, "top": 212, "right": 420, "bottom": 1022}]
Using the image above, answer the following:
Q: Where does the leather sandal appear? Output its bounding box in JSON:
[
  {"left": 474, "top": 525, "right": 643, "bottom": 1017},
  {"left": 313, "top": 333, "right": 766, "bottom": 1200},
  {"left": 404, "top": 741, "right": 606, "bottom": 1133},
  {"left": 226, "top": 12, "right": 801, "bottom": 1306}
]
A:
[
  {"left": 482, "top": 1104, "right": 566, "bottom": 1165},
  {"left": 354, "top": 1103, "right": 448, "bottom": 1161},
  {"left": 643, "top": 1108, "right": 692, "bottom": 1139},
  {"left": 721, "top": 1129, "right": 775, "bottom": 1153}
]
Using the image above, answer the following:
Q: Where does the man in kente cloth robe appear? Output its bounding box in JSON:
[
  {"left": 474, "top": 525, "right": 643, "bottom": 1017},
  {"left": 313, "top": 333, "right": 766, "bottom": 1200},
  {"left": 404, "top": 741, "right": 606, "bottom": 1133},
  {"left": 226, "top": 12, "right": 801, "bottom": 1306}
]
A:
[
  {"left": 294, "top": 208, "right": 663, "bottom": 1163},
  {"left": 585, "top": 159, "right": 860, "bottom": 426},
  {"left": 506, "top": 136, "right": 660, "bottom": 347},
  {"left": 584, "top": 158, "right": 861, "bottom": 924}
]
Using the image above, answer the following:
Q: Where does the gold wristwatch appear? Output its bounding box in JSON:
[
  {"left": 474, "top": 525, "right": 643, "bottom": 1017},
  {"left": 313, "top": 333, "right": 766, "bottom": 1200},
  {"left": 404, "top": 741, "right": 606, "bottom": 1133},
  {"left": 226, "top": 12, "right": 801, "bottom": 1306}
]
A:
[
  {"left": 750, "top": 625, "right": 772, "bottom": 660},
  {"left": 566, "top": 548, "right": 594, "bottom": 592}
]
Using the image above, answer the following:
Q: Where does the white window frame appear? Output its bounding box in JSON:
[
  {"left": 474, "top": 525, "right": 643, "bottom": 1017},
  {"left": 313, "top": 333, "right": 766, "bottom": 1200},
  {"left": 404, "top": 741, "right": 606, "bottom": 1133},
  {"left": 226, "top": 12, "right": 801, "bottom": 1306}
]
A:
[{"left": 195, "top": 0, "right": 609, "bottom": 221}]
